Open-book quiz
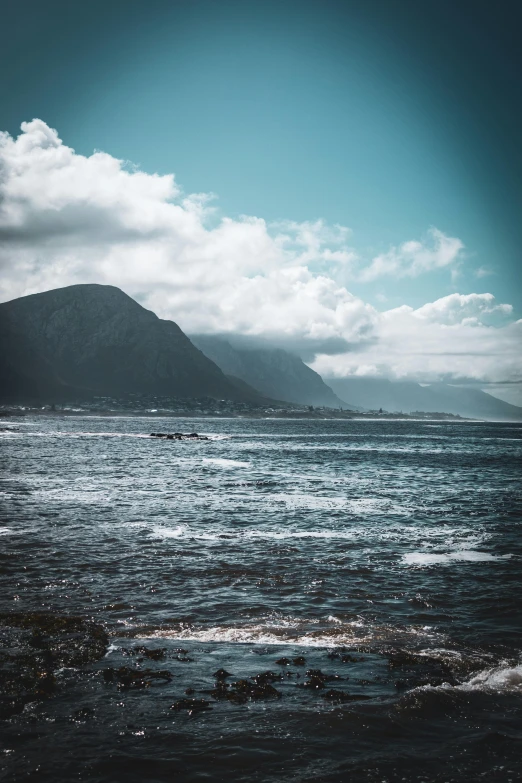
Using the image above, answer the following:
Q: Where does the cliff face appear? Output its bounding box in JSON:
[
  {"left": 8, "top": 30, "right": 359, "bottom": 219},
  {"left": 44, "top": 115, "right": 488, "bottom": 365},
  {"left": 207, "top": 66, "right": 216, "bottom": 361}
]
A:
[
  {"left": 190, "top": 335, "right": 350, "bottom": 409},
  {"left": 0, "top": 284, "right": 255, "bottom": 402}
]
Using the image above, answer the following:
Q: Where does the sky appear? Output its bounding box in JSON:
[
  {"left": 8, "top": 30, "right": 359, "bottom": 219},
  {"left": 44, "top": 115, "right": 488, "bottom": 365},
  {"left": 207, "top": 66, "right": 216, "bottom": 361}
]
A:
[{"left": 0, "top": 0, "right": 520, "bottom": 403}]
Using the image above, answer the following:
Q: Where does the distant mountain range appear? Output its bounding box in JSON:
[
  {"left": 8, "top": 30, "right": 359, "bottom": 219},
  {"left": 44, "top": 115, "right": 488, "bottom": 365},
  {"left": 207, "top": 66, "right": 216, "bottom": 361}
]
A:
[
  {"left": 190, "top": 335, "right": 350, "bottom": 409},
  {"left": 0, "top": 285, "right": 265, "bottom": 403},
  {"left": 1, "top": 284, "right": 521, "bottom": 421},
  {"left": 326, "top": 377, "right": 522, "bottom": 421}
]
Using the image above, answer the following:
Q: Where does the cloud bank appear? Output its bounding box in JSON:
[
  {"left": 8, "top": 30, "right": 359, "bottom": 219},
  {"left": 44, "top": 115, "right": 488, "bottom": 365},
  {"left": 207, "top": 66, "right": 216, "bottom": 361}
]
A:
[{"left": 0, "top": 120, "right": 520, "bottom": 392}]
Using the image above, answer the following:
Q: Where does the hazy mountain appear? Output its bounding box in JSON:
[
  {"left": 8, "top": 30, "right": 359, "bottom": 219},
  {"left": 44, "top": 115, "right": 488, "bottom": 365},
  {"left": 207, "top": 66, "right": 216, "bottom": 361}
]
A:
[
  {"left": 326, "top": 377, "right": 522, "bottom": 421},
  {"left": 190, "top": 335, "right": 355, "bottom": 409},
  {"left": 0, "top": 284, "right": 266, "bottom": 403}
]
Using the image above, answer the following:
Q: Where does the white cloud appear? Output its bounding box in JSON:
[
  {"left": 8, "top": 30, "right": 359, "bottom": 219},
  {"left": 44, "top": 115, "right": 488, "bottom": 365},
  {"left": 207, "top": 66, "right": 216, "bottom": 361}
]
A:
[
  {"left": 357, "top": 228, "right": 464, "bottom": 282},
  {"left": 312, "top": 298, "right": 521, "bottom": 387},
  {"left": 0, "top": 119, "right": 519, "bottom": 392}
]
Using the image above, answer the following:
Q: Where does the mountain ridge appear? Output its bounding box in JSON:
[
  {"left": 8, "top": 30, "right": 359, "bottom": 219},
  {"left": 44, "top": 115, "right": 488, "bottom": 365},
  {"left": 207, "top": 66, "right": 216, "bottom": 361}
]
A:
[
  {"left": 326, "top": 377, "right": 522, "bottom": 421},
  {"left": 0, "top": 284, "right": 266, "bottom": 403},
  {"left": 190, "top": 334, "right": 354, "bottom": 409}
]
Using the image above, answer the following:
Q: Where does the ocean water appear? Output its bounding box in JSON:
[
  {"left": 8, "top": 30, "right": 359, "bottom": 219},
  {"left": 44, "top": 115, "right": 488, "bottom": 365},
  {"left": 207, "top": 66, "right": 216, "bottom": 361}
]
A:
[{"left": 0, "top": 415, "right": 521, "bottom": 782}]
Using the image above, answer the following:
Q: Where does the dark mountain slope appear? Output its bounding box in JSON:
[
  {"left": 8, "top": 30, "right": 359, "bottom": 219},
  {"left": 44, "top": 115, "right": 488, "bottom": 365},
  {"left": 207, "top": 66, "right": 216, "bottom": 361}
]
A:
[
  {"left": 190, "top": 334, "right": 355, "bottom": 409},
  {"left": 0, "top": 284, "right": 262, "bottom": 403},
  {"left": 326, "top": 377, "right": 522, "bottom": 421}
]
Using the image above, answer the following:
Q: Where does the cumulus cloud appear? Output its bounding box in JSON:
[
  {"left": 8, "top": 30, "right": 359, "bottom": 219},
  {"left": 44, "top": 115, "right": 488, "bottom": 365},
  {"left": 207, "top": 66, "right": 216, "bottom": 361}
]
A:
[
  {"left": 312, "top": 298, "right": 521, "bottom": 387},
  {"left": 357, "top": 228, "right": 464, "bottom": 282},
  {"left": 0, "top": 119, "right": 519, "bottom": 391}
]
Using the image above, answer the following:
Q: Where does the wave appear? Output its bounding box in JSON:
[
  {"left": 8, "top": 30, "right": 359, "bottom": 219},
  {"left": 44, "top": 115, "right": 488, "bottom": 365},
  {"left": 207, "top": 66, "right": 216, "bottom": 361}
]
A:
[
  {"left": 411, "top": 662, "right": 522, "bottom": 696},
  {"left": 139, "top": 618, "right": 442, "bottom": 647},
  {"left": 201, "top": 457, "right": 251, "bottom": 468},
  {"left": 403, "top": 550, "right": 512, "bottom": 566},
  {"left": 459, "top": 663, "right": 522, "bottom": 692}
]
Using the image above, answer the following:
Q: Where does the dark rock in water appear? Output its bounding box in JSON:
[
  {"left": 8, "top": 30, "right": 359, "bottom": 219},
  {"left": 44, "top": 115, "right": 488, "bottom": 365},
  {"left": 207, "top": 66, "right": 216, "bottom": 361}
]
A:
[
  {"left": 102, "top": 666, "right": 172, "bottom": 689},
  {"left": 341, "top": 654, "right": 361, "bottom": 663},
  {"left": 292, "top": 656, "right": 306, "bottom": 666},
  {"left": 250, "top": 670, "right": 283, "bottom": 684},
  {"left": 321, "top": 689, "right": 371, "bottom": 702},
  {"left": 71, "top": 706, "right": 95, "bottom": 722},
  {"left": 306, "top": 669, "right": 342, "bottom": 681},
  {"left": 300, "top": 669, "right": 342, "bottom": 690},
  {"left": 225, "top": 690, "right": 248, "bottom": 704},
  {"left": 209, "top": 682, "right": 230, "bottom": 700},
  {"left": 213, "top": 668, "right": 232, "bottom": 679},
  {"left": 301, "top": 675, "right": 326, "bottom": 689},
  {"left": 386, "top": 649, "right": 457, "bottom": 688},
  {"left": 0, "top": 611, "right": 108, "bottom": 667},
  {"left": 0, "top": 611, "right": 108, "bottom": 719},
  {"left": 185, "top": 687, "right": 195, "bottom": 695},
  {"left": 228, "top": 678, "right": 282, "bottom": 701},
  {"left": 132, "top": 645, "right": 166, "bottom": 661},
  {"left": 170, "top": 698, "right": 212, "bottom": 712},
  {"left": 149, "top": 432, "right": 209, "bottom": 441},
  {"left": 275, "top": 657, "right": 291, "bottom": 665}
]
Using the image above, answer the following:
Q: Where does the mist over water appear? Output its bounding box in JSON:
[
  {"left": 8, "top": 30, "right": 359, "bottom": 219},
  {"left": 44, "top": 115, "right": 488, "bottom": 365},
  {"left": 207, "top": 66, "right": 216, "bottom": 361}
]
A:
[{"left": 1, "top": 416, "right": 521, "bottom": 782}]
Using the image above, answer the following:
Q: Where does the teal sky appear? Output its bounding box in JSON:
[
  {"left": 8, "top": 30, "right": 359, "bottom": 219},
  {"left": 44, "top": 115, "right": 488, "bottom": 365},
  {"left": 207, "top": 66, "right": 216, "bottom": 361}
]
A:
[{"left": 1, "top": 0, "right": 521, "bottom": 315}]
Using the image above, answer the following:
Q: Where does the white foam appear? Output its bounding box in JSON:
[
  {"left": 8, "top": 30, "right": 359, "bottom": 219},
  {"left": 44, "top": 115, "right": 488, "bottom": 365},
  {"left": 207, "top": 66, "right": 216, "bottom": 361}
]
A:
[
  {"left": 201, "top": 458, "right": 251, "bottom": 468},
  {"left": 0, "top": 527, "right": 13, "bottom": 535},
  {"left": 403, "top": 550, "right": 511, "bottom": 566},
  {"left": 151, "top": 525, "right": 186, "bottom": 538},
  {"left": 460, "top": 663, "right": 522, "bottom": 692},
  {"left": 245, "top": 529, "right": 356, "bottom": 540},
  {"left": 141, "top": 619, "right": 441, "bottom": 647},
  {"left": 418, "top": 663, "right": 522, "bottom": 695}
]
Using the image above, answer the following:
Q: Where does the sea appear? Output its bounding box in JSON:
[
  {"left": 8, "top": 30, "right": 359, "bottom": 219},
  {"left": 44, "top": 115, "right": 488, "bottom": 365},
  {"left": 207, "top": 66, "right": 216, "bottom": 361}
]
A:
[{"left": 0, "top": 415, "right": 521, "bottom": 782}]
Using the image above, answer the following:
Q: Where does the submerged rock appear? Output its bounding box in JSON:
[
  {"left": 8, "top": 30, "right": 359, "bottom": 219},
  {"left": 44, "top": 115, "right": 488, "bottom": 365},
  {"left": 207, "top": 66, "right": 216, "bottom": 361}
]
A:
[
  {"left": 229, "top": 678, "right": 282, "bottom": 700},
  {"left": 102, "top": 665, "right": 172, "bottom": 689},
  {"left": 132, "top": 645, "right": 166, "bottom": 661},
  {"left": 150, "top": 432, "right": 209, "bottom": 441},
  {"left": 213, "top": 668, "right": 232, "bottom": 679},
  {"left": 0, "top": 611, "right": 108, "bottom": 719}
]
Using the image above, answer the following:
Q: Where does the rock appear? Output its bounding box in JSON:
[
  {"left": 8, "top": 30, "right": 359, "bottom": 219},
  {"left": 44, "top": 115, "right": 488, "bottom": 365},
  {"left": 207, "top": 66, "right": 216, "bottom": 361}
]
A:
[
  {"left": 300, "top": 669, "right": 343, "bottom": 689},
  {"left": 209, "top": 682, "right": 230, "bottom": 700},
  {"left": 302, "top": 675, "right": 326, "bottom": 689},
  {"left": 228, "top": 678, "right": 281, "bottom": 700},
  {"left": 0, "top": 611, "right": 108, "bottom": 719},
  {"left": 213, "top": 668, "right": 232, "bottom": 679},
  {"left": 250, "top": 670, "right": 283, "bottom": 685},
  {"left": 292, "top": 656, "right": 306, "bottom": 666},
  {"left": 150, "top": 432, "right": 208, "bottom": 441},
  {"left": 132, "top": 645, "right": 166, "bottom": 661},
  {"left": 275, "top": 657, "right": 291, "bottom": 665},
  {"left": 102, "top": 666, "right": 172, "bottom": 689}
]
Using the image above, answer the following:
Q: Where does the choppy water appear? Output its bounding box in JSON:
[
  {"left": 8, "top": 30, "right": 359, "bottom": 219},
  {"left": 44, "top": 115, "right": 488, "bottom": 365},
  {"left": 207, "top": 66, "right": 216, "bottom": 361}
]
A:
[{"left": 1, "top": 416, "right": 521, "bottom": 782}]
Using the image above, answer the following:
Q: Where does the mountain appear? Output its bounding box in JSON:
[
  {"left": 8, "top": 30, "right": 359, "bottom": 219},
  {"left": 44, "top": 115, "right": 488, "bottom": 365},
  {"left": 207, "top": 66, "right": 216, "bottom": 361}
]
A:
[
  {"left": 190, "top": 335, "right": 355, "bottom": 409},
  {"left": 0, "top": 284, "right": 266, "bottom": 403},
  {"left": 326, "top": 377, "right": 522, "bottom": 421}
]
